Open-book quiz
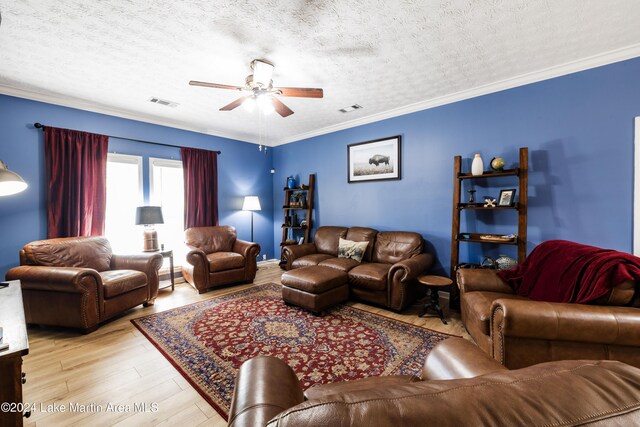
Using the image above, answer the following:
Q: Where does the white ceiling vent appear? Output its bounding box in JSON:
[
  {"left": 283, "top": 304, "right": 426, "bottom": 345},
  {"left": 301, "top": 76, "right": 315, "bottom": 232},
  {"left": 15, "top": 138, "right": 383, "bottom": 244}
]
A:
[
  {"left": 339, "top": 104, "right": 363, "bottom": 113},
  {"left": 148, "top": 97, "right": 179, "bottom": 108}
]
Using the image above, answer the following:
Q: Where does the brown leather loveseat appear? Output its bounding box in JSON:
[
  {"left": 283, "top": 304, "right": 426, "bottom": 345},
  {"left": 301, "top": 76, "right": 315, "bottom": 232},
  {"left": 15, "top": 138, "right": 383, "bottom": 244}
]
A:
[
  {"left": 182, "top": 226, "right": 260, "bottom": 294},
  {"left": 282, "top": 226, "right": 433, "bottom": 311},
  {"left": 228, "top": 337, "right": 640, "bottom": 426},
  {"left": 458, "top": 268, "right": 640, "bottom": 369},
  {"left": 6, "top": 236, "right": 163, "bottom": 333}
]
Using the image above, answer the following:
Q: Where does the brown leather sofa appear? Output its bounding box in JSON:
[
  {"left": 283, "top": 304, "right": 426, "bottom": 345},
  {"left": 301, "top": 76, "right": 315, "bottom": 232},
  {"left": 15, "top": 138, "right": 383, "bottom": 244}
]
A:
[
  {"left": 282, "top": 226, "right": 433, "bottom": 311},
  {"left": 458, "top": 268, "right": 640, "bottom": 369},
  {"left": 6, "top": 236, "right": 163, "bottom": 333},
  {"left": 182, "top": 226, "right": 260, "bottom": 294},
  {"left": 228, "top": 337, "right": 640, "bottom": 426}
]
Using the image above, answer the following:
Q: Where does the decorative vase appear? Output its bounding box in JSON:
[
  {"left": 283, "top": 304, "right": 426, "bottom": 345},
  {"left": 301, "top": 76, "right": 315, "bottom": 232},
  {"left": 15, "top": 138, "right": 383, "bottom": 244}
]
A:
[
  {"left": 287, "top": 176, "right": 296, "bottom": 189},
  {"left": 471, "top": 154, "right": 483, "bottom": 176},
  {"left": 490, "top": 157, "right": 506, "bottom": 171}
]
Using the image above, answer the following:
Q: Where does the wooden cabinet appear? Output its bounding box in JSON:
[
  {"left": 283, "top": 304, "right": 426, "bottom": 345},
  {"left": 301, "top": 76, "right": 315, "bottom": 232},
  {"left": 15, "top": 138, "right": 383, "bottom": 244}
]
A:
[
  {"left": 449, "top": 147, "right": 528, "bottom": 308},
  {"left": 0, "top": 281, "right": 30, "bottom": 426},
  {"left": 279, "top": 174, "right": 315, "bottom": 268}
]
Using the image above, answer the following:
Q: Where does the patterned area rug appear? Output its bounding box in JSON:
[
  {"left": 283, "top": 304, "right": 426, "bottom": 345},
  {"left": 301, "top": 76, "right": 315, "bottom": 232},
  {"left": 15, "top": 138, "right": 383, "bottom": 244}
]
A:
[{"left": 132, "top": 283, "right": 454, "bottom": 419}]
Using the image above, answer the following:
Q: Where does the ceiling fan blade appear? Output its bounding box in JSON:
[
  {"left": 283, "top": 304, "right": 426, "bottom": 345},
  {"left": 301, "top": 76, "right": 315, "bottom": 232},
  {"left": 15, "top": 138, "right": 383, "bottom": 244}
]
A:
[
  {"left": 273, "top": 87, "right": 324, "bottom": 98},
  {"left": 220, "top": 96, "right": 249, "bottom": 111},
  {"left": 189, "top": 80, "right": 244, "bottom": 91},
  {"left": 271, "top": 97, "right": 294, "bottom": 117}
]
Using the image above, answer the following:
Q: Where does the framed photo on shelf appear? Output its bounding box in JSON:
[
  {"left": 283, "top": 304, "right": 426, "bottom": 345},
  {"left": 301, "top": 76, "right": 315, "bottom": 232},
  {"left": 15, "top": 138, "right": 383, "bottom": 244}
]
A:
[
  {"left": 347, "top": 135, "right": 401, "bottom": 183},
  {"left": 498, "top": 189, "right": 516, "bottom": 206}
]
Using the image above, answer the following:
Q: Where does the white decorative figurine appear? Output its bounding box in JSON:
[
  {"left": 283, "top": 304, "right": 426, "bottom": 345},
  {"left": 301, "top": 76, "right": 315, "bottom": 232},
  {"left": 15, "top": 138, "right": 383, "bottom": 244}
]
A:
[{"left": 484, "top": 197, "right": 496, "bottom": 208}]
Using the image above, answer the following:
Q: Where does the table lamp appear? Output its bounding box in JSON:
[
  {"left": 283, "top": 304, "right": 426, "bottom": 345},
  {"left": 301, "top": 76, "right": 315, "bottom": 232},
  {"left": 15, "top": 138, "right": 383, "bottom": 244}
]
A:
[
  {"left": 242, "top": 196, "right": 261, "bottom": 242},
  {"left": 135, "top": 206, "right": 164, "bottom": 251}
]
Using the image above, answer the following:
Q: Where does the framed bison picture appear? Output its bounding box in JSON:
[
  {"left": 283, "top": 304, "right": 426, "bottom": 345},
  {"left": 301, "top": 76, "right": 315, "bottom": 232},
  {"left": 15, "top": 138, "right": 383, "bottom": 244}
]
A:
[{"left": 347, "top": 135, "right": 401, "bottom": 183}]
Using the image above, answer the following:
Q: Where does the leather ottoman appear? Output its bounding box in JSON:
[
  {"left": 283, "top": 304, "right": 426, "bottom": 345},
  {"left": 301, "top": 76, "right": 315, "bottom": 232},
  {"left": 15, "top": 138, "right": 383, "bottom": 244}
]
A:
[{"left": 281, "top": 266, "right": 349, "bottom": 315}]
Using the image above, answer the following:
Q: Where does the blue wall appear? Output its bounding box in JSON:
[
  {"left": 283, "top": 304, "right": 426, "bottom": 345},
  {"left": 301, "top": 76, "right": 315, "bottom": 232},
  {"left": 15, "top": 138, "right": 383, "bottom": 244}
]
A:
[
  {"left": 0, "top": 95, "right": 274, "bottom": 278},
  {"left": 272, "top": 58, "right": 640, "bottom": 275},
  {"left": 2, "top": 57, "right": 639, "bottom": 280}
]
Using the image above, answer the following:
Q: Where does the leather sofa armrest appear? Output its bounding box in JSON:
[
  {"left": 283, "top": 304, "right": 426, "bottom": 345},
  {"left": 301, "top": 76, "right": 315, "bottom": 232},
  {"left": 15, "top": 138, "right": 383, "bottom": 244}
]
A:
[
  {"left": 233, "top": 239, "right": 261, "bottom": 259},
  {"left": 457, "top": 269, "right": 515, "bottom": 295},
  {"left": 389, "top": 253, "right": 434, "bottom": 282},
  {"left": 422, "top": 338, "right": 508, "bottom": 380},
  {"left": 7, "top": 266, "right": 105, "bottom": 331},
  {"left": 111, "top": 253, "right": 163, "bottom": 300},
  {"left": 228, "top": 356, "right": 304, "bottom": 427},
  {"left": 185, "top": 246, "right": 208, "bottom": 270},
  {"left": 234, "top": 239, "right": 261, "bottom": 281},
  {"left": 491, "top": 298, "right": 640, "bottom": 347},
  {"left": 386, "top": 253, "right": 435, "bottom": 311},
  {"left": 282, "top": 243, "right": 317, "bottom": 270},
  {"left": 6, "top": 265, "right": 103, "bottom": 294}
]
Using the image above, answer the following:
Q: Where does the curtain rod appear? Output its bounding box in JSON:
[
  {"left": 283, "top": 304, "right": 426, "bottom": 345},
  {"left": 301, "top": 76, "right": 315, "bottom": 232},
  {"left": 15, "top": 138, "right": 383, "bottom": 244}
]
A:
[{"left": 33, "top": 123, "right": 222, "bottom": 154}]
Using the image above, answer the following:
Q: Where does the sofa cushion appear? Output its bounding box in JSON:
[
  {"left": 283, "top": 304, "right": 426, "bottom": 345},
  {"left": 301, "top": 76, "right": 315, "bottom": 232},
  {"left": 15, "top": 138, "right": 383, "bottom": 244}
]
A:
[
  {"left": 207, "top": 252, "right": 245, "bottom": 272},
  {"left": 292, "top": 254, "right": 334, "bottom": 269},
  {"left": 463, "top": 291, "right": 527, "bottom": 336},
  {"left": 314, "top": 226, "right": 348, "bottom": 256},
  {"left": 100, "top": 270, "right": 147, "bottom": 299},
  {"left": 348, "top": 263, "right": 391, "bottom": 291},
  {"left": 319, "top": 257, "right": 360, "bottom": 272},
  {"left": 185, "top": 225, "right": 236, "bottom": 253},
  {"left": 304, "top": 375, "right": 416, "bottom": 400},
  {"left": 272, "top": 360, "right": 640, "bottom": 427},
  {"left": 345, "top": 227, "right": 378, "bottom": 262},
  {"left": 337, "top": 238, "right": 369, "bottom": 262},
  {"left": 372, "top": 231, "right": 423, "bottom": 264},
  {"left": 21, "top": 236, "right": 113, "bottom": 272}
]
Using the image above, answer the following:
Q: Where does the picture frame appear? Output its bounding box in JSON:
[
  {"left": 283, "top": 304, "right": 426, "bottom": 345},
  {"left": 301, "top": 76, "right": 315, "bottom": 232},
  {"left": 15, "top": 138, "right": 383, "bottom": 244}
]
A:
[
  {"left": 347, "top": 135, "right": 401, "bottom": 183},
  {"left": 498, "top": 189, "right": 516, "bottom": 206}
]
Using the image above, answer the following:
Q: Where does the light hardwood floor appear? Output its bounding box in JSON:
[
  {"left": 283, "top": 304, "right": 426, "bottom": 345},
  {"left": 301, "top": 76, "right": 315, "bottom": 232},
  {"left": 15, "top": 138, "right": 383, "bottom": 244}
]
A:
[{"left": 23, "top": 262, "right": 469, "bottom": 426}]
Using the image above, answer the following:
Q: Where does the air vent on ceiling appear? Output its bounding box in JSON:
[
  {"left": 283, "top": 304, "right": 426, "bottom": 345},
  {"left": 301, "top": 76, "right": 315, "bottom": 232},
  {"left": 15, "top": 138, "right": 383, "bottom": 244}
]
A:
[
  {"left": 339, "top": 104, "right": 363, "bottom": 113},
  {"left": 148, "top": 97, "right": 179, "bottom": 108}
]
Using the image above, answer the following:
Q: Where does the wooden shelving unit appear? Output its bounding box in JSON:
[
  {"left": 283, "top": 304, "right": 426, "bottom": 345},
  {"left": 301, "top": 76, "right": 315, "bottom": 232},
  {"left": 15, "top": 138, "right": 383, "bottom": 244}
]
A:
[
  {"left": 449, "top": 147, "right": 528, "bottom": 309},
  {"left": 279, "top": 174, "right": 315, "bottom": 268}
]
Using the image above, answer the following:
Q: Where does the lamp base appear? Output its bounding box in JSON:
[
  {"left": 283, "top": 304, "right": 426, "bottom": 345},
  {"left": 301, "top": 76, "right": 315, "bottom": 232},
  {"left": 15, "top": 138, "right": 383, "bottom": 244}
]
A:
[{"left": 142, "top": 228, "right": 159, "bottom": 252}]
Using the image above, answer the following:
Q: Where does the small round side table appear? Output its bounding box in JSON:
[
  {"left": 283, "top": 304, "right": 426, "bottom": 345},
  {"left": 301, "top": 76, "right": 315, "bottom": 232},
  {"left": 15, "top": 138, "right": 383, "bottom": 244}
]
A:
[{"left": 416, "top": 275, "right": 452, "bottom": 325}]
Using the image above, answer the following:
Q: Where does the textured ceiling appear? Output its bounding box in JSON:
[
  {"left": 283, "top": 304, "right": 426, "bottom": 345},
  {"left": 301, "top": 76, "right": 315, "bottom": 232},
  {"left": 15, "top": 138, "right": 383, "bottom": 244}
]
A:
[{"left": 1, "top": 0, "right": 640, "bottom": 146}]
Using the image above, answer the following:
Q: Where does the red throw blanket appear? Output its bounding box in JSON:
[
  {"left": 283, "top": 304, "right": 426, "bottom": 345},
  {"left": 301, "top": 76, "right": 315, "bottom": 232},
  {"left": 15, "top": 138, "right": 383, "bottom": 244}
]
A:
[{"left": 498, "top": 240, "right": 640, "bottom": 303}]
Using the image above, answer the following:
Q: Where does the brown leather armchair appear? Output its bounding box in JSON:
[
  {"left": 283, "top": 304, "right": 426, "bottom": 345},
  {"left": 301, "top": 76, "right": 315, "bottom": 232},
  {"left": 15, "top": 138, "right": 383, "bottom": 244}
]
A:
[
  {"left": 5, "top": 236, "right": 163, "bottom": 333},
  {"left": 228, "top": 337, "right": 640, "bottom": 426},
  {"left": 458, "top": 268, "right": 640, "bottom": 369},
  {"left": 182, "top": 226, "right": 260, "bottom": 294}
]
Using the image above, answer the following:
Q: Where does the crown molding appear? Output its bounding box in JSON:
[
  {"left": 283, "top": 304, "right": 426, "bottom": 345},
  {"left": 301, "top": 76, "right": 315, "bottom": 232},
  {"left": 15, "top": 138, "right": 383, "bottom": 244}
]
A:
[
  {"left": 2, "top": 43, "right": 639, "bottom": 149},
  {"left": 0, "top": 84, "right": 265, "bottom": 145},
  {"left": 273, "top": 44, "right": 640, "bottom": 146}
]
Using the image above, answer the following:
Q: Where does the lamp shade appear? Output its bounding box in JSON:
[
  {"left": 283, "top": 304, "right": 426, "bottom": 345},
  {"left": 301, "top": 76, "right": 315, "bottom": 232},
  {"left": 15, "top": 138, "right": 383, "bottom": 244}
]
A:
[
  {"left": 135, "top": 206, "right": 164, "bottom": 225},
  {"left": 242, "top": 196, "right": 261, "bottom": 211},
  {"left": 0, "top": 160, "right": 28, "bottom": 196}
]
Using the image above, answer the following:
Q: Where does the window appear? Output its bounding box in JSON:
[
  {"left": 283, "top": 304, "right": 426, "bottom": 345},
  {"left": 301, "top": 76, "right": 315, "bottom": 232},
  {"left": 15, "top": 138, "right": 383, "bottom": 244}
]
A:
[
  {"left": 105, "top": 153, "right": 143, "bottom": 253},
  {"left": 150, "top": 157, "right": 185, "bottom": 263}
]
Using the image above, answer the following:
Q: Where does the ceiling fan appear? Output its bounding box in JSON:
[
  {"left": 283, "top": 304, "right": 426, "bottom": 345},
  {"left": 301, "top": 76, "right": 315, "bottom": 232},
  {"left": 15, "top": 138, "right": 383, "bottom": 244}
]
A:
[{"left": 189, "top": 59, "right": 323, "bottom": 118}]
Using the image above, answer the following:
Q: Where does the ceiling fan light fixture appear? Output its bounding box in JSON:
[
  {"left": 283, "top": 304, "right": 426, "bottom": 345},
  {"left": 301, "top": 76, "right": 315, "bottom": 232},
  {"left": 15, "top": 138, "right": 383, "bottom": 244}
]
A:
[
  {"left": 242, "top": 96, "right": 256, "bottom": 112},
  {"left": 252, "top": 59, "right": 274, "bottom": 87},
  {"left": 257, "top": 94, "right": 274, "bottom": 114}
]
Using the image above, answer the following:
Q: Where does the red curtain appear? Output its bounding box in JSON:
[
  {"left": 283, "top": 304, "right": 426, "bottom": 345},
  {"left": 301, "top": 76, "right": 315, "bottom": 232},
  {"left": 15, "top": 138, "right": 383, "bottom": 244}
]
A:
[
  {"left": 181, "top": 147, "right": 219, "bottom": 229},
  {"left": 44, "top": 127, "right": 109, "bottom": 238}
]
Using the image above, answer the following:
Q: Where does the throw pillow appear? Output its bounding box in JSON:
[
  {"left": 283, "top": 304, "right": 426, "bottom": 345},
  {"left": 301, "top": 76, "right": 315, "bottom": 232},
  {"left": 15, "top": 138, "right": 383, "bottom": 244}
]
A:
[{"left": 338, "top": 238, "right": 369, "bottom": 263}]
